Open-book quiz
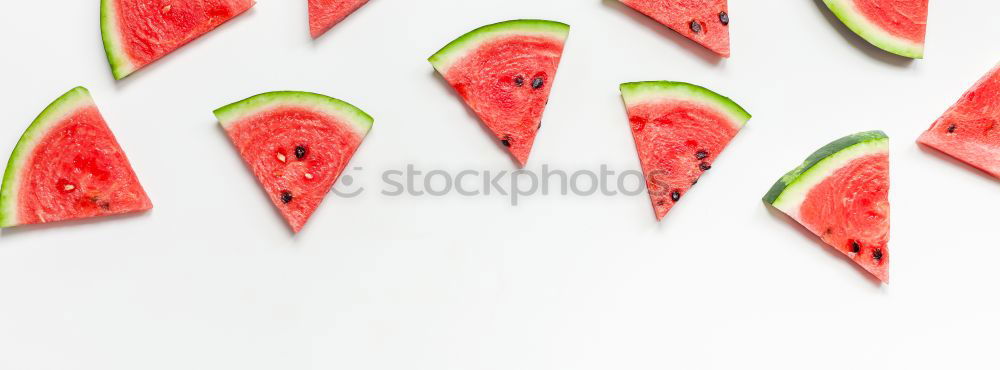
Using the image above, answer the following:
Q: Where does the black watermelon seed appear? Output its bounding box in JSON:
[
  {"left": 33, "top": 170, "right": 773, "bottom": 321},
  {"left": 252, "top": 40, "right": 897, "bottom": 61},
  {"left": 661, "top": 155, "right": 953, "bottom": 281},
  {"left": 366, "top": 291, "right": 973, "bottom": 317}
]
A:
[
  {"left": 719, "top": 11, "right": 729, "bottom": 25},
  {"left": 514, "top": 76, "right": 524, "bottom": 87},
  {"left": 947, "top": 124, "right": 957, "bottom": 133},
  {"left": 501, "top": 138, "right": 511, "bottom": 147},
  {"left": 695, "top": 150, "right": 709, "bottom": 160},
  {"left": 692, "top": 179, "right": 699, "bottom": 186},
  {"left": 671, "top": 191, "right": 681, "bottom": 202},
  {"left": 700, "top": 162, "right": 712, "bottom": 171},
  {"left": 690, "top": 21, "right": 702, "bottom": 33},
  {"left": 280, "top": 191, "right": 293, "bottom": 204},
  {"left": 851, "top": 241, "right": 861, "bottom": 253},
  {"left": 657, "top": 200, "right": 665, "bottom": 206},
  {"left": 532, "top": 77, "right": 545, "bottom": 89},
  {"left": 295, "top": 145, "right": 307, "bottom": 159},
  {"left": 872, "top": 248, "right": 883, "bottom": 261}
]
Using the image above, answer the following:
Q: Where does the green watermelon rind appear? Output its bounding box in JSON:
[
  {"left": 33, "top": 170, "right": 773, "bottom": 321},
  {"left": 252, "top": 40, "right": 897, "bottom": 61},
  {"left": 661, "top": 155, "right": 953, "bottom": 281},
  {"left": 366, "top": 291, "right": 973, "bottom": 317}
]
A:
[
  {"left": 428, "top": 19, "right": 570, "bottom": 74},
  {"left": 0, "top": 87, "right": 94, "bottom": 227},
  {"left": 763, "top": 130, "right": 889, "bottom": 213},
  {"left": 214, "top": 91, "right": 374, "bottom": 135},
  {"left": 822, "top": 0, "right": 924, "bottom": 59},
  {"left": 100, "top": 0, "right": 135, "bottom": 80},
  {"left": 619, "top": 81, "right": 752, "bottom": 126}
]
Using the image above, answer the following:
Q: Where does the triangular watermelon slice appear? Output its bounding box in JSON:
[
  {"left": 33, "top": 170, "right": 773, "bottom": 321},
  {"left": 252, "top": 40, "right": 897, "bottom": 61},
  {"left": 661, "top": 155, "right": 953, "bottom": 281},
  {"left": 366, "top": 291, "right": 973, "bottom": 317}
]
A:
[
  {"left": 620, "top": 81, "right": 750, "bottom": 221},
  {"left": 821, "top": 0, "right": 928, "bottom": 59},
  {"left": 918, "top": 63, "right": 1000, "bottom": 178},
  {"left": 619, "top": 0, "right": 731, "bottom": 57},
  {"left": 429, "top": 20, "right": 570, "bottom": 167},
  {"left": 101, "top": 0, "right": 256, "bottom": 79},
  {"left": 309, "top": 0, "right": 370, "bottom": 39},
  {"left": 764, "top": 131, "right": 891, "bottom": 282},
  {"left": 215, "top": 91, "right": 373, "bottom": 233},
  {"left": 0, "top": 87, "right": 152, "bottom": 228}
]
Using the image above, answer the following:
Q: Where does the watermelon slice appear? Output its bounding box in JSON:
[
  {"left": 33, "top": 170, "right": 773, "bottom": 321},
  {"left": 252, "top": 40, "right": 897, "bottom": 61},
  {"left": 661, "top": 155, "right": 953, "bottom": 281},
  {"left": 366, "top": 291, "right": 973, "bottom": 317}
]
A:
[
  {"left": 309, "top": 0, "right": 370, "bottom": 39},
  {"left": 618, "top": 0, "right": 731, "bottom": 57},
  {"left": 917, "top": 64, "right": 1000, "bottom": 178},
  {"left": 215, "top": 91, "right": 373, "bottom": 233},
  {"left": 620, "top": 81, "right": 750, "bottom": 221},
  {"left": 101, "top": 0, "right": 256, "bottom": 79},
  {"left": 0, "top": 87, "right": 152, "bottom": 228},
  {"left": 764, "top": 131, "right": 890, "bottom": 282},
  {"left": 429, "top": 20, "right": 570, "bottom": 167},
  {"left": 821, "top": 0, "right": 928, "bottom": 59}
]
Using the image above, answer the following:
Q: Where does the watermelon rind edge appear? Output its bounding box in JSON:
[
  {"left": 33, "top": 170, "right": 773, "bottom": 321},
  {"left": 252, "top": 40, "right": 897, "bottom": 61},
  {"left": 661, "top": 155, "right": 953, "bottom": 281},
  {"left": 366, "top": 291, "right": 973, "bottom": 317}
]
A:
[
  {"left": 0, "top": 87, "right": 94, "bottom": 228},
  {"left": 100, "top": 0, "right": 135, "bottom": 80},
  {"left": 763, "top": 130, "right": 889, "bottom": 214},
  {"left": 428, "top": 19, "right": 570, "bottom": 74},
  {"left": 822, "top": 0, "right": 924, "bottom": 59},
  {"left": 619, "top": 81, "right": 751, "bottom": 127},
  {"left": 213, "top": 91, "right": 374, "bottom": 135}
]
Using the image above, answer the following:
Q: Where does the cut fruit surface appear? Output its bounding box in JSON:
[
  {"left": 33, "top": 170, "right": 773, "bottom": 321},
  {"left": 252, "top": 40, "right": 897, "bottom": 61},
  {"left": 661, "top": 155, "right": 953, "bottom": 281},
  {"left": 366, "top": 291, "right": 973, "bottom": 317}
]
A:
[
  {"left": 101, "top": 0, "right": 255, "bottom": 79},
  {"left": 619, "top": 0, "right": 731, "bottom": 57},
  {"left": 918, "top": 64, "right": 1000, "bottom": 178},
  {"left": 764, "top": 131, "right": 890, "bottom": 282},
  {"left": 620, "top": 81, "right": 750, "bottom": 221},
  {"left": 822, "top": 0, "right": 928, "bottom": 58},
  {"left": 309, "top": 0, "right": 369, "bottom": 38},
  {"left": 429, "top": 20, "right": 570, "bottom": 167},
  {"left": 215, "top": 91, "right": 372, "bottom": 233},
  {"left": 0, "top": 87, "right": 152, "bottom": 228}
]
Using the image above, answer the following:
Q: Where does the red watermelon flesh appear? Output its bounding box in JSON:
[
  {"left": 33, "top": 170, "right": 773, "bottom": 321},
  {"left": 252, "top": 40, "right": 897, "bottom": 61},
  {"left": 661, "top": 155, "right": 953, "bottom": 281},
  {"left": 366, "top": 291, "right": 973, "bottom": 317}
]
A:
[
  {"left": 619, "top": 0, "right": 731, "bottom": 57},
  {"left": 764, "top": 131, "right": 890, "bottom": 282},
  {"left": 918, "top": 64, "right": 1000, "bottom": 179},
  {"left": 798, "top": 153, "right": 890, "bottom": 282},
  {"left": 309, "top": 0, "right": 370, "bottom": 39},
  {"left": 102, "top": 0, "right": 255, "bottom": 79},
  {"left": 215, "top": 92, "right": 373, "bottom": 233},
  {"left": 822, "top": 0, "right": 927, "bottom": 58},
  {"left": 429, "top": 20, "right": 570, "bottom": 167},
  {"left": 852, "top": 0, "right": 927, "bottom": 44},
  {"left": 620, "top": 82, "right": 750, "bottom": 221},
  {"left": 0, "top": 87, "right": 152, "bottom": 228}
]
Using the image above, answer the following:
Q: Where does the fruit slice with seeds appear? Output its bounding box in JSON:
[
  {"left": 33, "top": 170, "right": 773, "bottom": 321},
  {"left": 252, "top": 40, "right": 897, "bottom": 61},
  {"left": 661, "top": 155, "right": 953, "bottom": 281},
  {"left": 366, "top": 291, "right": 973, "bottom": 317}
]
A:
[
  {"left": 618, "top": 0, "right": 732, "bottom": 57},
  {"left": 0, "top": 87, "right": 152, "bottom": 228},
  {"left": 764, "top": 131, "right": 890, "bottom": 282},
  {"left": 429, "top": 19, "right": 570, "bottom": 167},
  {"left": 821, "top": 0, "right": 928, "bottom": 59},
  {"left": 101, "top": 0, "right": 255, "bottom": 79},
  {"left": 917, "top": 63, "right": 1000, "bottom": 178},
  {"left": 309, "top": 0, "right": 370, "bottom": 38},
  {"left": 620, "top": 81, "right": 750, "bottom": 221},
  {"left": 215, "top": 91, "right": 372, "bottom": 233}
]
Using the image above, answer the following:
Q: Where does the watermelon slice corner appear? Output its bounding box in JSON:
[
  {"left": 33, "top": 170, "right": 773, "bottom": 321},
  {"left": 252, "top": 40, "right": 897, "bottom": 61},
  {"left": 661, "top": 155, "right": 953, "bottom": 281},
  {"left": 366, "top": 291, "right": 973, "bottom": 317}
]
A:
[
  {"left": 101, "top": 0, "right": 256, "bottom": 79},
  {"left": 764, "top": 131, "right": 890, "bottom": 283},
  {"left": 215, "top": 91, "right": 373, "bottom": 233},
  {"left": 309, "top": 0, "right": 371, "bottom": 39},
  {"left": 429, "top": 19, "right": 570, "bottom": 167},
  {"left": 821, "top": 0, "right": 928, "bottom": 59},
  {"left": 619, "top": 0, "right": 732, "bottom": 58},
  {"left": 0, "top": 87, "right": 152, "bottom": 228},
  {"left": 620, "top": 81, "right": 750, "bottom": 221},
  {"left": 917, "top": 63, "right": 1000, "bottom": 179}
]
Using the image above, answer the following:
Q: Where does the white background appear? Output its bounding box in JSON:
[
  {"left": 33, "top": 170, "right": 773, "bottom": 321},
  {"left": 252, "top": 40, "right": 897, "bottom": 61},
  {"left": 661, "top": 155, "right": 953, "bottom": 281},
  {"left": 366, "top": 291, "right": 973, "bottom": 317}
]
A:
[{"left": 1, "top": 1, "right": 999, "bottom": 369}]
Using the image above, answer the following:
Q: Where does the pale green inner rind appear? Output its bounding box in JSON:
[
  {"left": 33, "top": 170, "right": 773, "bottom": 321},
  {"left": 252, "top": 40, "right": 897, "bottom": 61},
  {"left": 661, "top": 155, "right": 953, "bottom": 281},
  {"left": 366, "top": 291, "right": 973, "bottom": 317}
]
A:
[
  {"left": 100, "top": 0, "right": 134, "bottom": 80},
  {"left": 428, "top": 19, "right": 570, "bottom": 74},
  {"left": 764, "top": 131, "right": 889, "bottom": 218},
  {"left": 214, "top": 91, "right": 374, "bottom": 136},
  {"left": 619, "top": 81, "right": 752, "bottom": 127},
  {"left": 823, "top": 0, "right": 924, "bottom": 59},
  {"left": 0, "top": 87, "right": 94, "bottom": 227}
]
